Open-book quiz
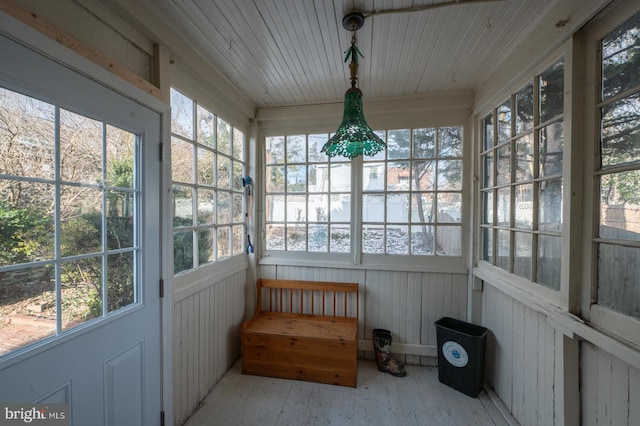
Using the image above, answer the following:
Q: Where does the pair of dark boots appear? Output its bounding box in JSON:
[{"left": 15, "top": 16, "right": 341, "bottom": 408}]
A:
[{"left": 372, "top": 329, "right": 406, "bottom": 377}]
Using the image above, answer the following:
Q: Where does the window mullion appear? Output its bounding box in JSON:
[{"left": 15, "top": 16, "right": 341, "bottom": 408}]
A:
[
  {"left": 492, "top": 109, "right": 498, "bottom": 266},
  {"left": 54, "top": 106, "right": 62, "bottom": 335},
  {"left": 352, "top": 156, "right": 363, "bottom": 264},
  {"left": 101, "top": 123, "right": 109, "bottom": 316}
]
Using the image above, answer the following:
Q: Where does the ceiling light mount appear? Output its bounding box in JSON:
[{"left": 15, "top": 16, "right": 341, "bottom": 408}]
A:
[{"left": 342, "top": 11, "right": 365, "bottom": 31}]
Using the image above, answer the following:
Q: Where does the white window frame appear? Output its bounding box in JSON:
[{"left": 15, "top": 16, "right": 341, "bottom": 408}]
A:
[
  {"left": 260, "top": 124, "right": 469, "bottom": 271},
  {"left": 474, "top": 40, "right": 577, "bottom": 311},
  {"left": 169, "top": 86, "right": 247, "bottom": 278},
  {"left": 581, "top": 0, "right": 640, "bottom": 346}
]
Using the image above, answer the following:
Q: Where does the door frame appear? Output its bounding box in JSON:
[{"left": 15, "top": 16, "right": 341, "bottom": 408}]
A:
[{"left": 0, "top": 9, "right": 173, "bottom": 423}]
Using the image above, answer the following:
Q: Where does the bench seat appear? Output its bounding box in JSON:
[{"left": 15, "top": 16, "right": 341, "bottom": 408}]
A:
[{"left": 241, "top": 279, "right": 359, "bottom": 387}]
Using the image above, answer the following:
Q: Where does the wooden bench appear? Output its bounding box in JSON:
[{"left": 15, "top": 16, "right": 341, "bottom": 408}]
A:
[{"left": 241, "top": 278, "right": 359, "bottom": 387}]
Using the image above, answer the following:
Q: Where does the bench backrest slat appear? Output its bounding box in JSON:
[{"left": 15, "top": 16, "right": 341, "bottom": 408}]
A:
[{"left": 256, "top": 278, "right": 358, "bottom": 318}]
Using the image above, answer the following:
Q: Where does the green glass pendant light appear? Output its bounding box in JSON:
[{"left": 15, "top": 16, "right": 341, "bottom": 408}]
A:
[{"left": 321, "top": 11, "right": 385, "bottom": 159}]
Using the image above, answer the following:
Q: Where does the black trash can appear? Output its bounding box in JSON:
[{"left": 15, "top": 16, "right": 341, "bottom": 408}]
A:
[{"left": 434, "top": 317, "right": 488, "bottom": 398}]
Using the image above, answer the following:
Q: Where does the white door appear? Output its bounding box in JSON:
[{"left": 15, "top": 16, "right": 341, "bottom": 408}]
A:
[{"left": 0, "top": 33, "right": 162, "bottom": 425}]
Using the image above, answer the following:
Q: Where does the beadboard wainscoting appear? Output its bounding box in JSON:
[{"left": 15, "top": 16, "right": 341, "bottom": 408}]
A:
[
  {"left": 482, "top": 284, "right": 560, "bottom": 425},
  {"left": 172, "top": 268, "right": 248, "bottom": 426},
  {"left": 581, "top": 341, "right": 640, "bottom": 425},
  {"left": 482, "top": 282, "right": 640, "bottom": 426}
]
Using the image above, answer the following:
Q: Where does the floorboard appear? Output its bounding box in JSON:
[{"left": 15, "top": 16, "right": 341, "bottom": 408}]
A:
[{"left": 182, "top": 360, "right": 514, "bottom": 426}]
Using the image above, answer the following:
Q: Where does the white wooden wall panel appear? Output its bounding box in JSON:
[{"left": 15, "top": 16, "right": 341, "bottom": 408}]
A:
[
  {"left": 482, "top": 285, "right": 557, "bottom": 426},
  {"left": 257, "top": 265, "right": 468, "bottom": 362},
  {"left": 581, "top": 341, "right": 640, "bottom": 426},
  {"left": 172, "top": 270, "right": 246, "bottom": 426}
]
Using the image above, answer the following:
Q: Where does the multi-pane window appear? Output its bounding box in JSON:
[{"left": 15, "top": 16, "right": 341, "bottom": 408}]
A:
[
  {"left": 362, "top": 128, "right": 463, "bottom": 256},
  {"left": 264, "top": 134, "right": 351, "bottom": 252},
  {"left": 264, "top": 128, "right": 463, "bottom": 257},
  {"left": 0, "top": 86, "right": 139, "bottom": 355},
  {"left": 170, "top": 88, "right": 245, "bottom": 274},
  {"left": 480, "top": 59, "right": 564, "bottom": 290},
  {"left": 595, "top": 11, "right": 640, "bottom": 319}
]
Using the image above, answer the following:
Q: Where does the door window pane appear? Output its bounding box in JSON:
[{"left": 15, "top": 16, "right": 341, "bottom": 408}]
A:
[
  {"left": 107, "top": 252, "right": 134, "bottom": 313},
  {"left": 61, "top": 257, "right": 102, "bottom": 330}
]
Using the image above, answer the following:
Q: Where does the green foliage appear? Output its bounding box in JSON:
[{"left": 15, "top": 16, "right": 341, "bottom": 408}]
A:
[
  {"left": 60, "top": 216, "right": 101, "bottom": 255},
  {"left": 0, "top": 200, "right": 50, "bottom": 267},
  {"left": 173, "top": 230, "right": 194, "bottom": 273}
]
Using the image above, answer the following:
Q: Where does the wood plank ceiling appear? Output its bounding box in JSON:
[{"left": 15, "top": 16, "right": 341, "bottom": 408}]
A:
[{"left": 135, "top": 0, "right": 562, "bottom": 108}]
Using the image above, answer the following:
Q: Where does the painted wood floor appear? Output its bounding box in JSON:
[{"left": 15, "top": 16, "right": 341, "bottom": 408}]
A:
[{"left": 182, "top": 360, "right": 513, "bottom": 426}]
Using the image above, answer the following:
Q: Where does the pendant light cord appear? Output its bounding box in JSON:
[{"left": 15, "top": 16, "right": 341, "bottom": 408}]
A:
[{"left": 344, "top": 31, "right": 363, "bottom": 88}]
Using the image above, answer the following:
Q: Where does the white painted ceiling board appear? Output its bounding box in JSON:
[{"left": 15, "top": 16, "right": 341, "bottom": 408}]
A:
[{"left": 124, "top": 0, "right": 604, "bottom": 108}]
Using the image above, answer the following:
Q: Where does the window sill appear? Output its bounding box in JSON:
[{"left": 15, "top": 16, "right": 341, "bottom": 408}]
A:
[
  {"left": 173, "top": 255, "right": 247, "bottom": 301},
  {"left": 474, "top": 264, "right": 640, "bottom": 371},
  {"left": 259, "top": 254, "right": 468, "bottom": 274}
]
